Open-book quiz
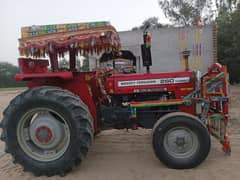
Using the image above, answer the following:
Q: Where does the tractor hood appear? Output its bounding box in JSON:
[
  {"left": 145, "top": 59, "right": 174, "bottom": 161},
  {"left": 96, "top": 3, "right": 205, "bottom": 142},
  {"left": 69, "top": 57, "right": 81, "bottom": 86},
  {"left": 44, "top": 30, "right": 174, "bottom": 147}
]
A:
[{"left": 105, "top": 71, "right": 195, "bottom": 95}]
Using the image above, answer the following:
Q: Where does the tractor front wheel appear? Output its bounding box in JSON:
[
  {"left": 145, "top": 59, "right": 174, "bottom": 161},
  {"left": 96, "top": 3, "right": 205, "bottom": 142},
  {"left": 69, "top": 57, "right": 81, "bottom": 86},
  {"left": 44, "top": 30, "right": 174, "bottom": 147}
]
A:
[
  {"left": 152, "top": 112, "right": 210, "bottom": 169},
  {"left": 0, "top": 86, "right": 93, "bottom": 176}
]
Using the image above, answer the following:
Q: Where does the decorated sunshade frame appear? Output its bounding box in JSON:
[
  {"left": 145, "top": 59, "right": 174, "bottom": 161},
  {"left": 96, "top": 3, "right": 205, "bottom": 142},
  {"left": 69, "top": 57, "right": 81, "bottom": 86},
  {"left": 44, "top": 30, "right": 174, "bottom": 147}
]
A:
[{"left": 19, "top": 21, "right": 121, "bottom": 58}]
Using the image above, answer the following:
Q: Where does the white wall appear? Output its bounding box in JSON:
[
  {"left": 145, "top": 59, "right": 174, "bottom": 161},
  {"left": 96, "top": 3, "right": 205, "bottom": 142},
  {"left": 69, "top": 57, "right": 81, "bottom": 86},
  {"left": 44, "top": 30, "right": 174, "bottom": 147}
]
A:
[{"left": 119, "top": 25, "right": 214, "bottom": 73}]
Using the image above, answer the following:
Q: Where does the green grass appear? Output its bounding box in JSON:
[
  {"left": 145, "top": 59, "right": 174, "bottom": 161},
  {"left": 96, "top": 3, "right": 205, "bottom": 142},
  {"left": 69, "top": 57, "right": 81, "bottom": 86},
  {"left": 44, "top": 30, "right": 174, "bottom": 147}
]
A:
[{"left": 0, "top": 87, "right": 27, "bottom": 91}]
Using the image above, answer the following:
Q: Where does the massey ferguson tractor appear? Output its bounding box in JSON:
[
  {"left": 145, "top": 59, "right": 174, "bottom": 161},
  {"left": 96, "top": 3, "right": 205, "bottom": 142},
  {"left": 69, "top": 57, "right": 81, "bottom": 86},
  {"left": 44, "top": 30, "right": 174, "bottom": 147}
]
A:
[{"left": 0, "top": 21, "right": 231, "bottom": 176}]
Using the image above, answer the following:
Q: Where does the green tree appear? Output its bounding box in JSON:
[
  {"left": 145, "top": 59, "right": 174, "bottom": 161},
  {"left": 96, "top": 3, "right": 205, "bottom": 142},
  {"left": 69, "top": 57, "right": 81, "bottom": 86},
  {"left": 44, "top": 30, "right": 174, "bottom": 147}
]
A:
[
  {"left": 215, "top": 0, "right": 240, "bottom": 13},
  {"left": 217, "top": 8, "right": 240, "bottom": 83},
  {"left": 76, "top": 57, "right": 81, "bottom": 71},
  {"left": 159, "top": 0, "right": 211, "bottom": 26},
  {"left": 81, "top": 56, "right": 90, "bottom": 71},
  {"left": 0, "top": 62, "right": 25, "bottom": 88},
  {"left": 132, "top": 16, "right": 166, "bottom": 30},
  {"left": 158, "top": 0, "right": 240, "bottom": 26},
  {"left": 59, "top": 57, "right": 69, "bottom": 69}
]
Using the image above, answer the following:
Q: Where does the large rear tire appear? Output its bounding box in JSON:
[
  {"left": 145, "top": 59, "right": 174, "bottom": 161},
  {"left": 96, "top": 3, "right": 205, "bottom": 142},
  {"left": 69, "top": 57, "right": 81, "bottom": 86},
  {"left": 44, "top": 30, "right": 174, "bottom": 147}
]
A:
[
  {"left": 0, "top": 86, "right": 94, "bottom": 176},
  {"left": 152, "top": 112, "right": 210, "bottom": 169}
]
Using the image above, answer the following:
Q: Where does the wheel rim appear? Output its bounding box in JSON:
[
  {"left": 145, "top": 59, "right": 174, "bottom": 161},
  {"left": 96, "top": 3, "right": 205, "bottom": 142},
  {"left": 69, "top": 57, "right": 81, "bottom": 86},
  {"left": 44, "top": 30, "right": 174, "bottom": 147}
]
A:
[
  {"left": 17, "top": 108, "right": 70, "bottom": 162},
  {"left": 163, "top": 126, "right": 199, "bottom": 158}
]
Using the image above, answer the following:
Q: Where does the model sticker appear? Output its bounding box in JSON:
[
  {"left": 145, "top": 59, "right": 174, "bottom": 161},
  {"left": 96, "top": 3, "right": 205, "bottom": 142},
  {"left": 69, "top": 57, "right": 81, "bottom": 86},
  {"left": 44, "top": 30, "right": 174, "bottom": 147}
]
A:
[{"left": 118, "top": 77, "right": 190, "bottom": 87}]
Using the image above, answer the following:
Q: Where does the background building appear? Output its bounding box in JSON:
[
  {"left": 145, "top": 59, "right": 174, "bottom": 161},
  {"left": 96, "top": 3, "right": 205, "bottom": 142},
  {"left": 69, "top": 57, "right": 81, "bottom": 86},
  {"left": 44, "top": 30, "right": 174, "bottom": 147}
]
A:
[
  {"left": 119, "top": 25, "right": 216, "bottom": 73},
  {"left": 89, "top": 25, "right": 216, "bottom": 74}
]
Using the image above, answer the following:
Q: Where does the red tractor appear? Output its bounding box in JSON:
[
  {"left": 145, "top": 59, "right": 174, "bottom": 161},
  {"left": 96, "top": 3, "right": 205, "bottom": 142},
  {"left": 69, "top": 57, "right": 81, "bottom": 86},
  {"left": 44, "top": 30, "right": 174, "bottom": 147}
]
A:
[{"left": 0, "top": 21, "right": 230, "bottom": 176}]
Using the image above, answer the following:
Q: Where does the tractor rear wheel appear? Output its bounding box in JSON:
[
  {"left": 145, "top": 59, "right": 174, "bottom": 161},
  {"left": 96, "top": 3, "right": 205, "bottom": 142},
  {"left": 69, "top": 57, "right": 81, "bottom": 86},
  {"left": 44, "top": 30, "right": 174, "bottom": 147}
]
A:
[
  {"left": 0, "top": 86, "right": 93, "bottom": 176},
  {"left": 152, "top": 112, "right": 210, "bottom": 169}
]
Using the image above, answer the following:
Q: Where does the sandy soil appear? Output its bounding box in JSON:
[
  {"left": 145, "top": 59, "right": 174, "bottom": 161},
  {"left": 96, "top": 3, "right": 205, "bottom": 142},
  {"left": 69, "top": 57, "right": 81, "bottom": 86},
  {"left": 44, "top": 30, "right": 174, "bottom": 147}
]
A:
[{"left": 0, "top": 87, "right": 239, "bottom": 180}]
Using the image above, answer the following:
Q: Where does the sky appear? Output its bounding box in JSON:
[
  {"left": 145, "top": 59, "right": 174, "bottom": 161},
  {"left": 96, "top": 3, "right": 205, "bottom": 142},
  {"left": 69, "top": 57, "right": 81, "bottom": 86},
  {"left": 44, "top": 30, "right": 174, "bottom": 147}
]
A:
[{"left": 0, "top": 0, "right": 168, "bottom": 65}]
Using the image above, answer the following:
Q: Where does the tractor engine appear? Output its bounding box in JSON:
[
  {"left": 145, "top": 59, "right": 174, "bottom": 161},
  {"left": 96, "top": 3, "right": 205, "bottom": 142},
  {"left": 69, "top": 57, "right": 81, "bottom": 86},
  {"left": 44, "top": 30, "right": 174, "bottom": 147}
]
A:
[{"left": 101, "top": 70, "right": 196, "bottom": 129}]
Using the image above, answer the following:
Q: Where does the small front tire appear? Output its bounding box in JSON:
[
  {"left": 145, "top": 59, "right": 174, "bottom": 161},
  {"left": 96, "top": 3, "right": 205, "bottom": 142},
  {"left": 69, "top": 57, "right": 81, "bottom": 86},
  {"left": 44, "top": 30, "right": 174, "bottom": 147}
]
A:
[{"left": 152, "top": 112, "right": 211, "bottom": 169}]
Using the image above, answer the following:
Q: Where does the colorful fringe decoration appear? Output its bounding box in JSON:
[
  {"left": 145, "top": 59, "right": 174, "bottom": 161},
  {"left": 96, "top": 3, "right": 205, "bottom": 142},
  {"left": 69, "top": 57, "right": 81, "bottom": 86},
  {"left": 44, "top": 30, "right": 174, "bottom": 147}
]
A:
[{"left": 19, "top": 21, "right": 121, "bottom": 57}]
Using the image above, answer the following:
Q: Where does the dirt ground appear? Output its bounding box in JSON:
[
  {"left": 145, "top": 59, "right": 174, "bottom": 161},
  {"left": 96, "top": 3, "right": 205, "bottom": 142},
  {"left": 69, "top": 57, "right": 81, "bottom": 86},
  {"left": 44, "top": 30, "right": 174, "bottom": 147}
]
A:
[{"left": 0, "top": 86, "right": 239, "bottom": 180}]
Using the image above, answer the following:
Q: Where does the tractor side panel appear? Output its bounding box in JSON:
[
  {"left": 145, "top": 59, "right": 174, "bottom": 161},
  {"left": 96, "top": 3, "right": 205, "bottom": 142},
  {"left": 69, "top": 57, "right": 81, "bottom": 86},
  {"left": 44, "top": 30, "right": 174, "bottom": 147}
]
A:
[{"left": 106, "top": 71, "right": 196, "bottom": 115}]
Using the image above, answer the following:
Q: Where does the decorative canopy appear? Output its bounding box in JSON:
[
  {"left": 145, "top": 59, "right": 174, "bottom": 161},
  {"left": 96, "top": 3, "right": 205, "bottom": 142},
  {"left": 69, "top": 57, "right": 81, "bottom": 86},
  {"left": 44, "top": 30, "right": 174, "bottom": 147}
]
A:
[{"left": 19, "top": 21, "right": 121, "bottom": 57}]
